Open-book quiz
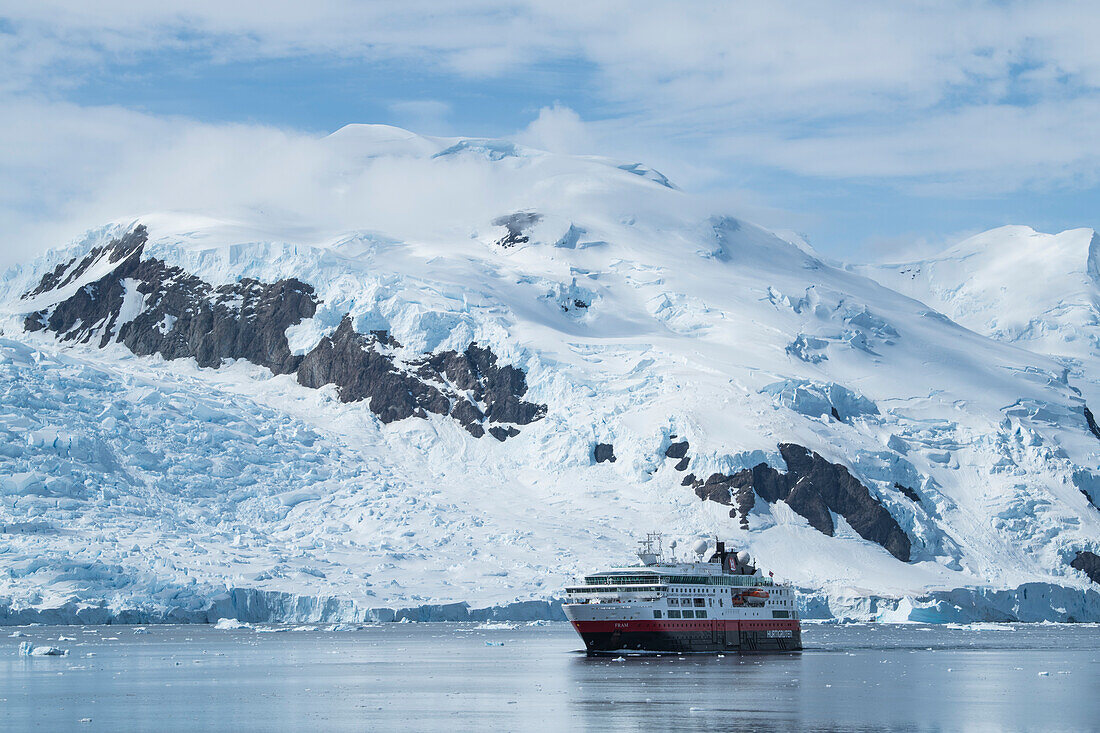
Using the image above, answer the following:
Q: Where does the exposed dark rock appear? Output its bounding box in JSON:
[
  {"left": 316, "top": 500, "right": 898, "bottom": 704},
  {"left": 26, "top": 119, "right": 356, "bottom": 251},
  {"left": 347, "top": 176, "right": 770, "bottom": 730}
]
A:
[
  {"left": 674, "top": 456, "right": 689, "bottom": 471},
  {"left": 593, "top": 443, "right": 616, "bottom": 463},
  {"left": 664, "top": 441, "right": 689, "bottom": 460},
  {"left": 296, "top": 317, "right": 545, "bottom": 437},
  {"left": 488, "top": 426, "right": 520, "bottom": 442},
  {"left": 694, "top": 470, "right": 756, "bottom": 530},
  {"left": 681, "top": 473, "right": 696, "bottom": 486},
  {"left": 416, "top": 344, "right": 546, "bottom": 426},
  {"left": 24, "top": 227, "right": 547, "bottom": 441},
  {"left": 1071, "top": 551, "right": 1100, "bottom": 584},
  {"left": 492, "top": 212, "right": 542, "bottom": 248},
  {"left": 23, "top": 226, "right": 148, "bottom": 299},
  {"left": 297, "top": 316, "right": 446, "bottom": 423},
  {"left": 25, "top": 228, "right": 317, "bottom": 373},
  {"left": 692, "top": 444, "right": 911, "bottom": 561},
  {"left": 1085, "top": 406, "right": 1100, "bottom": 441},
  {"left": 895, "top": 482, "right": 922, "bottom": 503},
  {"left": 830, "top": 406, "right": 842, "bottom": 422}
]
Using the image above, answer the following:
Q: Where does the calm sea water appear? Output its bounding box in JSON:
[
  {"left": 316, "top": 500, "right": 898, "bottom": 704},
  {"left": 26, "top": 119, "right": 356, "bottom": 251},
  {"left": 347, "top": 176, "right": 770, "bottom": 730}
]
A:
[{"left": 1, "top": 621, "right": 1098, "bottom": 732}]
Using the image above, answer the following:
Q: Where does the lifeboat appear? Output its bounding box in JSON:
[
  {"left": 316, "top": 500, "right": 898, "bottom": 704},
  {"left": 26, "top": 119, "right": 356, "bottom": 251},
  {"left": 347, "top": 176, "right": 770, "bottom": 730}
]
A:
[{"left": 741, "top": 589, "right": 770, "bottom": 605}]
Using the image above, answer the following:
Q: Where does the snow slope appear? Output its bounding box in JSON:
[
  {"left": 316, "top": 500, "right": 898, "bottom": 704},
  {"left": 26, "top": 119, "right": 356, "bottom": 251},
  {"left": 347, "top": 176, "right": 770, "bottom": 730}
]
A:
[
  {"left": 857, "top": 225, "right": 1100, "bottom": 403},
  {"left": 2, "top": 126, "right": 1100, "bottom": 623}
]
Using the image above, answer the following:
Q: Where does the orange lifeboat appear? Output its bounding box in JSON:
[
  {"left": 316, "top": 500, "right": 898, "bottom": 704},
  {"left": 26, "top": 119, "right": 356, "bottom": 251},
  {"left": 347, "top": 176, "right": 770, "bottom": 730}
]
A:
[{"left": 741, "top": 589, "right": 770, "bottom": 605}]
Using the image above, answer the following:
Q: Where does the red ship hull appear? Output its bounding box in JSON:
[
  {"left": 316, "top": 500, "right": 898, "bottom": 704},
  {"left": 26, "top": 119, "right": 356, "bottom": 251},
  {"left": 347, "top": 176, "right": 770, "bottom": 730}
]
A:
[{"left": 571, "top": 618, "right": 802, "bottom": 654}]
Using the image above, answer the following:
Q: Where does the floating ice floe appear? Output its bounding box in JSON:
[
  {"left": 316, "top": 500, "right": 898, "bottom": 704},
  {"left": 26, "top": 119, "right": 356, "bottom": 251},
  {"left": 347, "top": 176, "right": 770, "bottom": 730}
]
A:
[
  {"left": 213, "top": 618, "right": 252, "bottom": 630},
  {"left": 18, "top": 642, "right": 68, "bottom": 657}
]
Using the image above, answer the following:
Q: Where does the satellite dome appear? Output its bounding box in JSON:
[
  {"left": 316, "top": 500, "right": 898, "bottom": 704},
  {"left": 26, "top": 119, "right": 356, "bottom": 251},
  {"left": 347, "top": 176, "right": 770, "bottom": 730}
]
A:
[
  {"left": 736, "top": 550, "right": 751, "bottom": 564},
  {"left": 692, "top": 539, "right": 709, "bottom": 556}
]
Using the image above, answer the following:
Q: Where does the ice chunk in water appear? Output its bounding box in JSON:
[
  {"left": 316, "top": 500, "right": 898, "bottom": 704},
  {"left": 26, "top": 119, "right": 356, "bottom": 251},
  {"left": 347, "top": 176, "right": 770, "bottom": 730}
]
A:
[
  {"left": 19, "top": 642, "right": 68, "bottom": 656},
  {"left": 213, "top": 618, "right": 252, "bottom": 630}
]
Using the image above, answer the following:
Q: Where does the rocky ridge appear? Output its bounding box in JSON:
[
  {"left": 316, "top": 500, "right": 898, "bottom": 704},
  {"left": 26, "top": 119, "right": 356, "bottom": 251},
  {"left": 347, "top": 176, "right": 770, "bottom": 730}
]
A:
[{"left": 23, "top": 226, "right": 544, "bottom": 439}]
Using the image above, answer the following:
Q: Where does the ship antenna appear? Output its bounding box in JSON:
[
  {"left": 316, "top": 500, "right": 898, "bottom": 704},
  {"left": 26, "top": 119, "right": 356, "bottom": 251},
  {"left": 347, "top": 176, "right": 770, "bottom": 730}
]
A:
[{"left": 636, "top": 532, "right": 663, "bottom": 566}]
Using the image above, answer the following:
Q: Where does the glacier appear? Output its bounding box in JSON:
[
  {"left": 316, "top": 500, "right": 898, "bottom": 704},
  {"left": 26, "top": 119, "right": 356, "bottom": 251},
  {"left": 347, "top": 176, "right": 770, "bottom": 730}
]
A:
[{"left": 1, "top": 124, "right": 1099, "bottom": 624}]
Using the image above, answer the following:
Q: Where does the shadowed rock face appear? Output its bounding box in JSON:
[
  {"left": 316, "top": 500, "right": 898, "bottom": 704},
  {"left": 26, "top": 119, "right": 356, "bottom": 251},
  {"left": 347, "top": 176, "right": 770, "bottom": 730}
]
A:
[
  {"left": 492, "top": 212, "right": 542, "bottom": 248},
  {"left": 298, "top": 317, "right": 546, "bottom": 438},
  {"left": 23, "top": 226, "right": 147, "bottom": 299},
  {"left": 593, "top": 443, "right": 616, "bottom": 463},
  {"left": 692, "top": 443, "right": 912, "bottom": 562},
  {"left": 26, "top": 228, "right": 317, "bottom": 374},
  {"left": 24, "top": 227, "right": 546, "bottom": 440},
  {"left": 1085, "top": 406, "right": 1100, "bottom": 441},
  {"left": 895, "top": 483, "right": 922, "bottom": 503},
  {"left": 416, "top": 344, "right": 545, "bottom": 427},
  {"left": 1071, "top": 551, "right": 1100, "bottom": 584},
  {"left": 664, "top": 440, "right": 689, "bottom": 460}
]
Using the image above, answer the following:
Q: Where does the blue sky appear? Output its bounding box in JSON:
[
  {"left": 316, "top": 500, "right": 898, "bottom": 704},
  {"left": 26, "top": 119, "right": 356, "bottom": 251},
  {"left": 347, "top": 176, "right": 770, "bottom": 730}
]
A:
[{"left": 2, "top": 1, "right": 1099, "bottom": 265}]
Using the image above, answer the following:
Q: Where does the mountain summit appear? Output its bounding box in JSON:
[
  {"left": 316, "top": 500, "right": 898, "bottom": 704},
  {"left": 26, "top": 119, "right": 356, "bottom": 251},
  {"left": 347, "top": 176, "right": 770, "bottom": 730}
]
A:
[{"left": 2, "top": 129, "right": 1099, "bottom": 624}]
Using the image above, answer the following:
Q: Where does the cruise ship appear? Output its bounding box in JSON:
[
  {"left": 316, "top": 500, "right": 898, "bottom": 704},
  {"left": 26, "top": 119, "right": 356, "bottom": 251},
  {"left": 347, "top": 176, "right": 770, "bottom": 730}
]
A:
[{"left": 563, "top": 534, "right": 802, "bottom": 654}]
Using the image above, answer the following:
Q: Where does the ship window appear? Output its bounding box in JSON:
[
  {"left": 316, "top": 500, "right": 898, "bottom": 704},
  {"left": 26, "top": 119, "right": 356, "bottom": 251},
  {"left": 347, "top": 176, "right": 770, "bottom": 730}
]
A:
[
  {"left": 708, "top": 599, "right": 713, "bottom": 607},
  {"left": 696, "top": 611, "right": 707, "bottom": 618},
  {"left": 681, "top": 610, "right": 694, "bottom": 619},
  {"left": 654, "top": 610, "right": 662, "bottom": 619},
  {"left": 773, "top": 610, "right": 789, "bottom": 619},
  {"left": 668, "top": 598, "right": 678, "bottom": 606},
  {"left": 668, "top": 610, "right": 681, "bottom": 619},
  {"left": 693, "top": 598, "right": 705, "bottom": 607},
  {"left": 719, "top": 599, "right": 723, "bottom": 607}
]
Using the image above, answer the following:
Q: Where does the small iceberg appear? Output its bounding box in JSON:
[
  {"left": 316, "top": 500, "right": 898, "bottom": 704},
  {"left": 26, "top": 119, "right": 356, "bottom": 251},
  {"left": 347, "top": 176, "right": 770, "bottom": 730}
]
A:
[
  {"left": 213, "top": 618, "right": 252, "bottom": 630},
  {"left": 19, "top": 642, "right": 68, "bottom": 657}
]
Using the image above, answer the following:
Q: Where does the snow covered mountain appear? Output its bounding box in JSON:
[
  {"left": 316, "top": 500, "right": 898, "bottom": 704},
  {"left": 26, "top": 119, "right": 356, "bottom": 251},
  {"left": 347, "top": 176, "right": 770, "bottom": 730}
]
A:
[
  {"left": 856, "top": 226, "right": 1100, "bottom": 401},
  {"left": 2, "top": 125, "right": 1099, "bottom": 624}
]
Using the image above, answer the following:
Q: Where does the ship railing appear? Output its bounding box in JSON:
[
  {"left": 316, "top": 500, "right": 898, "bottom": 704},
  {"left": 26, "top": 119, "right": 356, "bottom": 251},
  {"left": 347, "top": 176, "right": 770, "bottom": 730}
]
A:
[
  {"left": 568, "top": 596, "right": 662, "bottom": 605},
  {"left": 580, "top": 574, "right": 774, "bottom": 587}
]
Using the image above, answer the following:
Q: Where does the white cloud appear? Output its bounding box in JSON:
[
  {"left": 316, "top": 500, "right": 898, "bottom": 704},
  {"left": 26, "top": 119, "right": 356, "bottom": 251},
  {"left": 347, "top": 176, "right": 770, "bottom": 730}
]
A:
[
  {"left": 1, "top": 2, "right": 1097, "bottom": 183},
  {"left": 1, "top": 1, "right": 1100, "bottom": 264},
  {"left": 515, "top": 104, "right": 596, "bottom": 155}
]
